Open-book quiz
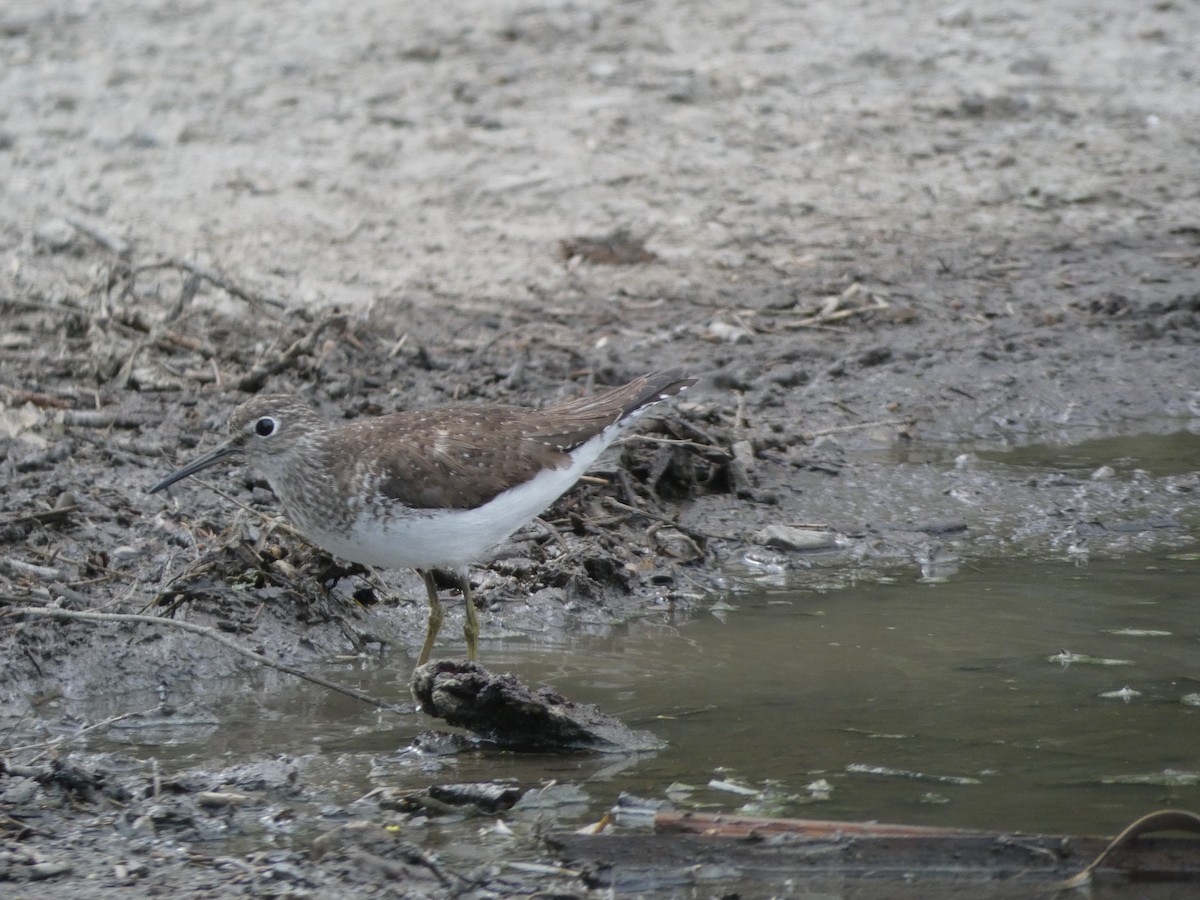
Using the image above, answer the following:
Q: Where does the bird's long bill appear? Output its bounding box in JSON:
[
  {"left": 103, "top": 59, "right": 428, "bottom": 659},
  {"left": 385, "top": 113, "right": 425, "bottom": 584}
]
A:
[{"left": 148, "top": 442, "right": 239, "bottom": 494}]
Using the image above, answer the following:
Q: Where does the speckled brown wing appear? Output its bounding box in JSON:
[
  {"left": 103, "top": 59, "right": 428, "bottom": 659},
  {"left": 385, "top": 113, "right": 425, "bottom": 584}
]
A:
[
  {"left": 336, "top": 407, "right": 571, "bottom": 511},
  {"left": 338, "top": 370, "right": 695, "bottom": 511},
  {"left": 529, "top": 369, "right": 695, "bottom": 450}
]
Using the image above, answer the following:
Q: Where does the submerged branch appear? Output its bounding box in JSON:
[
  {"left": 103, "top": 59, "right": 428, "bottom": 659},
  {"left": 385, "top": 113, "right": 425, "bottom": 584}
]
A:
[{"left": 5, "top": 606, "right": 402, "bottom": 713}]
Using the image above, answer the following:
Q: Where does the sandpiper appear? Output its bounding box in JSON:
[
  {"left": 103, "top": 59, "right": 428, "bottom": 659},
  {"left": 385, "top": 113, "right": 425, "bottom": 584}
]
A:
[{"left": 149, "top": 369, "right": 696, "bottom": 664}]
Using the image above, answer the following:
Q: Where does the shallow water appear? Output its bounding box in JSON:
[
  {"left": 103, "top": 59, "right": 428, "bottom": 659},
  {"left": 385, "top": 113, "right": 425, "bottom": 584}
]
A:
[
  {"left": 895, "top": 428, "right": 1200, "bottom": 477},
  {"left": 976, "top": 430, "right": 1200, "bottom": 478},
  {"left": 483, "top": 550, "right": 1200, "bottom": 836},
  {"left": 94, "top": 549, "right": 1200, "bottom": 838},
  {"left": 79, "top": 429, "right": 1200, "bottom": 840}
]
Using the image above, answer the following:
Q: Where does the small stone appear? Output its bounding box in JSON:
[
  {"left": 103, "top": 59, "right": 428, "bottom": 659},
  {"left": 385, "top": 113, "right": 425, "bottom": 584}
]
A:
[
  {"left": 706, "top": 320, "right": 753, "bottom": 343},
  {"left": 0, "top": 778, "right": 39, "bottom": 804},
  {"left": 130, "top": 814, "right": 157, "bottom": 838},
  {"left": 32, "top": 219, "right": 77, "bottom": 253},
  {"left": 1090, "top": 465, "right": 1116, "bottom": 480},
  {"left": 755, "top": 524, "right": 837, "bottom": 551},
  {"left": 29, "top": 861, "right": 73, "bottom": 880},
  {"left": 912, "top": 519, "right": 968, "bottom": 536}
]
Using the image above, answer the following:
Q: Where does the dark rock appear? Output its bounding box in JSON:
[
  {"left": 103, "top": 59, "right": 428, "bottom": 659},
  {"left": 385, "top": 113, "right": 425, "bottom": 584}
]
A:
[{"left": 410, "top": 660, "right": 665, "bottom": 753}]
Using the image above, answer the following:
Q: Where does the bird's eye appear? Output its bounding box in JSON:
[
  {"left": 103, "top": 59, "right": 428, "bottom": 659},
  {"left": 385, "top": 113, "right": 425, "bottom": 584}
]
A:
[{"left": 254, "top": 417, "right": 277, "bottom": 438}]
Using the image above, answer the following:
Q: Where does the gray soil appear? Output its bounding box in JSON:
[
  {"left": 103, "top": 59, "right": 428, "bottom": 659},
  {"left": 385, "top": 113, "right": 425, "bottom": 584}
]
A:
[{"left": 2, "top": 0, "right": 1199, "bottom": 896}]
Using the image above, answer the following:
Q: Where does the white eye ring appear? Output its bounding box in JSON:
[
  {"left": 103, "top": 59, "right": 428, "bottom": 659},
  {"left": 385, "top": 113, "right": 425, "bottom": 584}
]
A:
[{"left": 254, "top": 416, "right": 278, "bottom": 438}]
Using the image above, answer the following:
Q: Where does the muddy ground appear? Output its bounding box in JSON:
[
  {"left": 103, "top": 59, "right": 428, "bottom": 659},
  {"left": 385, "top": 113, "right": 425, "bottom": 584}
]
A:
[{"left": 2, "top": 0, "right": 1199, "bottom": 896}]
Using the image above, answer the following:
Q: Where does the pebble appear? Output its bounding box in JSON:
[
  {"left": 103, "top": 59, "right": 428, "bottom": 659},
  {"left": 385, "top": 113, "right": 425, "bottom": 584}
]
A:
[
  {"left": 706, "top": 320, "right": 753, "bottom": 343},
  {"left": 32, "top": 218, "right": 76, "bottom": 253},
  {"left": 129, "top": 814, "right": 157, "bottom": 838},
  {"left": 755, "top": 524, "right": 837, "bottom": 551},
  {"left": 29, "top": 861, "right": 73, "bottom": 880},
  {"left": 0, "top": 777, "right": 39, "bottom": 804},
  {"left": 912, "top": 519, "right": 968, "bottom": 536}
]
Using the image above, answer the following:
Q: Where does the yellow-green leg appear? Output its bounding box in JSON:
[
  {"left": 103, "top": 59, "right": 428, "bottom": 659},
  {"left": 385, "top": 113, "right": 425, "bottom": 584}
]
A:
[
  {"left": 417, "top": 569, "right": 444, "bottom": 666},
  {"left": 459, "top": 570, "right": 478, "bottom": 662}
]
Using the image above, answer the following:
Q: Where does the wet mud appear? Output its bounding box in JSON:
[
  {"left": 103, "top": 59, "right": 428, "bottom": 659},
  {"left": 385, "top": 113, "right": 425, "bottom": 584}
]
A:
[{"left": 2, "top": 0, "right": 1199, "bottom": 895}]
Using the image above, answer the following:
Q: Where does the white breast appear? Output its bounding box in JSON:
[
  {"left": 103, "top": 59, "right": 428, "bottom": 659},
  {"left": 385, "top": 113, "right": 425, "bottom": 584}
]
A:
[{"left": 297, "top": 427, "right": 616, "bottom": 570}]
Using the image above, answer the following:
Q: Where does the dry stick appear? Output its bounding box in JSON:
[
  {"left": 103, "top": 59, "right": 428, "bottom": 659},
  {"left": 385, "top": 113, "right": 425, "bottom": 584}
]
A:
[
  {"left": 163, "top": 257, "right": 288, "bottom": 311},
  {"left": 802, "top": 417, "right": 913, "bottom": 440},
  {"left": 2, "top": 505, "right": 81, "bottom": 528},
  {"left": 1054, "top": 808, "right": 1200, "bottom": 890},
  {"left": 236, "top": 312, "right": 349, "bottom": 392},
  {"left": 621, "top": 433, "right": 732, "bottom": 458},
  {"left": 602, "top": 497, "right": 735, "bottom": 544},
  {"left": 65, "top": 217, "right": 131, "bottom": 256},
  {"left": 7, "top": 607, "right": 401, "bottom": 712},
  {"left": 5, "top": 708, "right": 156, "bottom": 761},
  {"left": 61, "top": 409, "right": 148, "bottom": 429}
]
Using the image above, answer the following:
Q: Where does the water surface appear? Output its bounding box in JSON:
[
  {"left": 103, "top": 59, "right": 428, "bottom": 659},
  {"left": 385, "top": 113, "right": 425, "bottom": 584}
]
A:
[{"left": 98, "top": 550, "right": 1200, "bottom": 838}]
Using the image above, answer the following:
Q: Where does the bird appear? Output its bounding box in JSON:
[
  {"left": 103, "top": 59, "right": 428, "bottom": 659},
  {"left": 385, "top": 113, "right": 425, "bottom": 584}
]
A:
[{"left": 149, "top": 369, "right": 696, "bottom": 665}]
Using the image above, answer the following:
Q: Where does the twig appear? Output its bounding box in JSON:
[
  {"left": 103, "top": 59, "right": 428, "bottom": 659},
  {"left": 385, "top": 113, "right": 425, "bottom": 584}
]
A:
[
  {"left": 665, "top": 416, "right": 729, "bottom": 453},
  {"left": 3, "top": 388, "right": 75, "bottom": 410},
  {"left": 0, "top": 558, "right": 65, "bottom": 581},
  {"left": 1055, "top": 809, "right": 1200, "bottom": 889},
  {"left": 734, "top": 390, "right": 748, "bottom": 434},
  {"left": 65, "top": 217, "right": 131, "bottom": 256},
  {"left": 4, "top": 707, "right": 155, "bottom": 761},
  {"left": 153, "top": 257, "right": 288, "bottom": 311},
  {"left": 529, "top": 516, "right": 569, "bottom": 553},
  {"left": 236, "top": 313, "right": 349, "bottom": 392},
  {"left": 61, "top": 409, "right": 148, "bottom": 429},
  {"left": 802, "top": 418, "right": 913, "bottom": 440},
  {"left": 5, "top": 606, "right": 403, "bottom": 712},
  {"left": 179, "top": 476, "right": 304, "bottom": 538},
  {"left": 620, "top": 433, "right": 732, "bottom": 458},
  {"left": 602, "top": 497, "right": 732, "bottom": 545},
  {"left": 1, "top": 506, "right": 80, "bottom": 528}
]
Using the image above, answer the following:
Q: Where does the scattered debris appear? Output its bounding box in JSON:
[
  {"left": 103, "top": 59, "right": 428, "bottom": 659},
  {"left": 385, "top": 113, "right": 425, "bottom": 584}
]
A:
[
  {"left": 559, "top": 228, "right": 658, "bottom": 266},
  {"left": 550, "top": 809, "right": 1200, "bottom": 891},
  {"left": 845, "top": 763, "right": 982, "bottom": 786},
  {"left": 1048, "top": 650, "right": 1135, "bottom": 667}
]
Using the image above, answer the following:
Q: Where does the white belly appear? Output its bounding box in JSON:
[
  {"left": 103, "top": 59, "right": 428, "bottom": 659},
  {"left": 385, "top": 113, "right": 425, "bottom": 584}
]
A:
[{"left": 294, "top": 431, "right": 610, "bottom": 570}]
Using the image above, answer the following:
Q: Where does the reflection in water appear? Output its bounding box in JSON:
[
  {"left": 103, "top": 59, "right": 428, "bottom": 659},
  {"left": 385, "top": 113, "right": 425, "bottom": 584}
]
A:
[{"left": 93, "top": 552, "right": 1200, "bottom": 837}]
